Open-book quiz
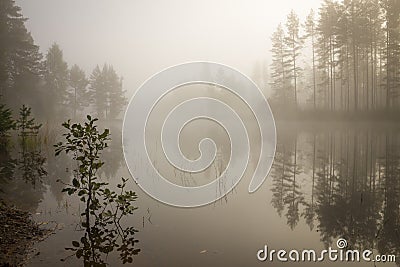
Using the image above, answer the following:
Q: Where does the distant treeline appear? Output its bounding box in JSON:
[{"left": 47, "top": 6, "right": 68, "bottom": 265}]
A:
[
  {"left": 269, "top": 0, "right": 400, "bottom": 115},
  {"left": 0, "top": 0, "right": 127, "bottom": 121}
]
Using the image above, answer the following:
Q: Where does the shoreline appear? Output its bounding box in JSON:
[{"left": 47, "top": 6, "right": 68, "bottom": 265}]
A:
[{"left": 0, "top": 200, "right": 46, "bottom": 266}]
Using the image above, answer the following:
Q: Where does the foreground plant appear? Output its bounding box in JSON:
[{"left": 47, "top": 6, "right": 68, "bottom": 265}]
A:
[
  {"left": 16, "top": 105, "right": 42, "bottom": 141},
  {"left": 55, "top": 115, "right": 140, "bottom": 265},
  {"left": 16, "top": 105, "right": 46, "bottom": 185}
]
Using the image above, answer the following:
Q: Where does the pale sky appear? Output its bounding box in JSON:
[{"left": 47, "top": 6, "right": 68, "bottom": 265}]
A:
[{"left": 16, "top": 0, "right": 322, "bottom": 96}]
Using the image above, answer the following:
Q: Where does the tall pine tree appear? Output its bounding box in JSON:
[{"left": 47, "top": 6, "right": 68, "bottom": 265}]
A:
[
  {"left": 285, "top": 10, "right": 303, "bottom": 108},
  {"left": 0, "top": 0, "right": 43, "bottom": 111},
  {"left": 44, "top": 43, "right": 69, "bottom": 119},
  {"left": 270, "top": 24, "right": 292, "bottom": 107},
  {"left": 69, "top": 64, "right": 88, "bottom": 119},
  {"left": 89, "top": 64, "right": 126, "bottom": 120}
]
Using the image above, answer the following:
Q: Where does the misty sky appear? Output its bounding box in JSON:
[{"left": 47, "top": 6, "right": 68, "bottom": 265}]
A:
[{"left": 16, "top": 0, "right": 321, "bottom": 97}]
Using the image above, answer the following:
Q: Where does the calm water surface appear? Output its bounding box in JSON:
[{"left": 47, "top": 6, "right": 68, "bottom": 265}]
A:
[{"left": 1, "top": 121, "right": 399, "bottom": 266}]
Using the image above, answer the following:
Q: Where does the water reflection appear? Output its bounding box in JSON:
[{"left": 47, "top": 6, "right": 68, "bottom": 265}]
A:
[
  {"left": 46, "top": 151, "right": 71, "bottom": 204},
  {"left": 64, "top": 216, "right": 140, "bottom": 266},
  {"left": 18, "top": 149, "right": 47, "bottom": 187},
  {"left": 0, "top": 119, "right": 141, "bottom": 266},
  {"left": 271, "top": 123, "right": 400, "bottom": 262},
  {"left": 54, "top": 121, "right": 141, "bottom": 266},
  {"left": 4, "top": 118, "right": 400, "bottom": 266},
  {"left": 0, "top": 136, "right": 47, "bottom": 211},
  {"left": 99, "top": 124, "right": 125, "bottom": 179},
  {"left": 0, "top": 148, "right": 17, "bottom": 186}
]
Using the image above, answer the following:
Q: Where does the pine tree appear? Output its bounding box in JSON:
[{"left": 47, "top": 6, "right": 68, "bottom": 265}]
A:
[
  {"left": 69, "top": 64, "right": 89, "bottom": 119},
  {"left": 107, "top": 66, "right": 126, "bottom": 119},
  {"left": 304, "top": 9, "right": 318, "bottom": 109},
  {"left": 45, "top": 43, "right": 69, "bottom": 118},
  {"left": 16, "top": 104, "right": 42, "bottom": 139},
  {"left": 335, "top": 1, "right": 352, "bottom": 111},
  {"left": 90, "top": 65, "right": 106, "bottom": 119},
  {"left": 90, "top": 64, "right": 126, "bottom": 120},
  {"left": 318, "top": 0, "right": 340, "bottom": 111},
  {"left": 0, "top": 102, "right": 15, "bottom": 147},
  {"left": 285, "top": 10, "right": 303, "bottom": 108},
  {"left": 0, "top": 0, "right": 42, "bottom": 109},
  {"left": 381, "top": 0, "right": 400, "bottom": 109},
  {"left": 268, "top": 0, "right": 400, "bottom": 113},
  {"left": 270, "top": 24, "right": 291, "bottom": 107}
]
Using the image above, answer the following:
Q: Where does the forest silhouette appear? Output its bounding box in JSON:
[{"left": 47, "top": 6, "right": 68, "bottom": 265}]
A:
[
  {"left": 0, "top": 0, "right": 127, "bottom": 122},
  {"left": 269, "top": 0, "right": 400, "bottom": 120}
]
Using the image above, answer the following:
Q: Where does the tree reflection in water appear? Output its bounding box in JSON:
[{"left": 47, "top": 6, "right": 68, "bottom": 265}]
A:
[
  {"left": 0, "top": 117, "right": 47, "bottom": 210},
  {"left": 0, "top": 148, "right": 17, "bottom": 187},
  {"left": 270, "top": 123, "right": 400, "bottom": 263},
  {"left": 18, "top": 149, "right": 47, "bottom": 187},
  {"left": 62, "top": 177, "right": 140, "bottom": 266},
  {"left": 64, "top": 213, "right": 140, "bottom": 266}
]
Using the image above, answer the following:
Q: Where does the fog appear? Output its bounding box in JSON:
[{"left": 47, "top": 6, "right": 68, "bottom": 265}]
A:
[
  {"left": 3, "top": 1, "right": 400, "bottom": 266},
  {"left": 16, "top": 0, "right": 321, "bottom": 97}
]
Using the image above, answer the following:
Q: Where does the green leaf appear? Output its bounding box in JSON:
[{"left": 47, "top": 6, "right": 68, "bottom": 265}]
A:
[
  {"left": 72, "top": 178, "right": 80, "bottom": 187},
  {"left": 76, "top": 249, "right": 83, "bottom": 258},
  {"left": 72, "top": 241, "right": 80, "bottom": 247}
]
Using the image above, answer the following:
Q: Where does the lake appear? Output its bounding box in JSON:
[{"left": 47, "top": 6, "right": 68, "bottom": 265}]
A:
[{"left": 1, "top": 120, "right": 399, "bottom": 266}]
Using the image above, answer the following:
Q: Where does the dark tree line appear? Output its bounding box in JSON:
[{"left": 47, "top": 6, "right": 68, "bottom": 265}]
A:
[
  {"left": 270, "top": 0, "right": 400, "bottom": 113},
  {"left": 270, "top": 124, "right": 400, "bottom": 259},
  {"left": 45, "top": 43, "right": 127, "bottom": 120},
  {"left": 0, "top": 0, "right": 127, "bottom": 121}
]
